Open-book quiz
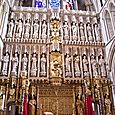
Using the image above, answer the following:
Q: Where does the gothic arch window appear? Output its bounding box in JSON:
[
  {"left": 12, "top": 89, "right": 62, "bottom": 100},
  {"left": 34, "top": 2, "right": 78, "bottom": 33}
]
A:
[
  {"left": 22, "top": 0, "right": 33, "bottom": 7},
  {"left": 0, "top": 2, "right": 7, "bottom": 30},
  {"left": 105, "top": 10, "right": 114, "bottom": 39},
  {"left": 78, "top": 0, "right": 95, "bottom": 11},
  {"left": 109, "top": 3, "right": 115, "bottom": 29}
]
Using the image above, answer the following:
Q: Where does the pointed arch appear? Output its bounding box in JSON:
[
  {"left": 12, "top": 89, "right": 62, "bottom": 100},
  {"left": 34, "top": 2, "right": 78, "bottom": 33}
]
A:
[
  {"left": 78, "top": 0, "right": 95, "bottom": 11},
  {"left": 105, "top": 10, "right": 114, "bottom": 39},
  {"left": 109, "top": 3, "right": 115, "bottom": 29}
]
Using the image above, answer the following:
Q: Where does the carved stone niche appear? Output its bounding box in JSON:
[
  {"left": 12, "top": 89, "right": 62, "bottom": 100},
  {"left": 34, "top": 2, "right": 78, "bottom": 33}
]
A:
[
  {"left": 30, "top": 52, "right": 37, "bottom": 77},
  {"left": 73, "top": 54, "right": 81, "bottom": 77}
]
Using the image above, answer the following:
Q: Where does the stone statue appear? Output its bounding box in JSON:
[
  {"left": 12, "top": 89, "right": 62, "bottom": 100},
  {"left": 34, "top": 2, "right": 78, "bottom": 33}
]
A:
[
  {"left": 21, "top": 53, "right": 28, "bottom": 72},
  {"left": 90, "top": 55, "right": 98, "bottom": 77},
  {"left": 76, "top": 95, "right": 84, "bottom": 115},
  {"left": 79, "top": 23, "right": 85, "bottom": 41},
  {"left": 31, "top": 53, "right": 37, "bottom": 76},
  {"left": 94, "top": 24, "right": 101, "bottom": 41},
  {"left": 72, "top": 22, "right": 78, "bottom": 40},
  {"left": 11, "top": 53, "right": 19, "bottom": 76},
  {"left": 82, "top": 55, "right": 89, "bottom": 76},
  {"left": 29, "top": 95, "right": 36, "bottom": 115},
  {"left": 40, "top": 54, "right": 46, "bottom": 76},
  {"left": 7, "top": 19, "right": 14, "bottom": 38},
  {"left": 74, "top": 55, "right": 80, "bottom": 76},
  {"left": 24, "top": 19, "right": 31, "bottom": 38},
  {"left": 65, "top": 54, "right": 71, "bottom": 76},
  {"left": 33, "top": 20, "right": 39, "bottom": 39},
  {"left": 2, "top": 52, "right": 9, "bottom": 75},
  {"left": 99, "top": 55, "right": 106, "bottom": 77},
  {"left": 63, "top": 21, "right": 69, "bottom": 37},
  {"left": 16, "top": 19, "right": 23, "bottom": 38},
  {"left": 42, "top": 21, "right": 47, "bottom": 39},
  {"left": 105, "top": 94, "right": 111, "bottom": 115},
  {"left": 87, "top": 23, "right": 93, "bottom": 41}
]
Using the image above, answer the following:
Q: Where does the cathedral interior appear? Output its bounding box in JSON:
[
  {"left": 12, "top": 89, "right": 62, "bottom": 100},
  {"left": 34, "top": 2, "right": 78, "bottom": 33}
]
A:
[{"left": 0, "top": 0, "right": 115, "bottom": 115}]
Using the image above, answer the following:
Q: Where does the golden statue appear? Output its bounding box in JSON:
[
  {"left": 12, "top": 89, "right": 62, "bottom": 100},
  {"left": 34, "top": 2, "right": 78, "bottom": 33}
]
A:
[
  {"left": 105, "top": 94, "right": 111, "bottom": 115},
  {"left": 29, "top": 95, "right": 36, "bottom": 115},
  {"left": 76, "top": 94, "right": 84, "bottom": 115}
]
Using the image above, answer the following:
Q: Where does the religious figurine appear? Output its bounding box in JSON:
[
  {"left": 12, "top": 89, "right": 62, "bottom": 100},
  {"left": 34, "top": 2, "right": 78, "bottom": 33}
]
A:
[
  {"left": 7, "top": 19, "right": 14, "bottom": 38},
  {"left": 8, "top": 88, "right": 15, "bottom": 102},
  {"left": 40, "top": 53, "right": 46, "bottom": 76},
  {"left": 82, "top": 55, "right": 89, "bottom": 76},
  {"left": 29, "top": 95, "right": 36, "bottom": 115},
  {"left": 11, "top": 52, "right": 19, "bottom": 76},
  {"left": 65, "top": 54, "right": 71, "bottom": 76},
  {"left": 72, "top": 22, "right": 78, "bottom": 40},
  {"left": 105, "top": 94, "right": 111, "bottom": 115},
  {"left": 0, "top": 86, "right": 5, "bottom": 110},
  {"left": 50, "top": 60, "right": 60, "bottom": 77},
  {"left": 21, "top": 53, "right": 28, "bottom": 72},
  {"left": 90, "top": 55, "right": 98, "bottom": 77},
  {"left": 94, "top": 24, "right": 101, "bottom": 42},
  {"left": 79, "top": 23, "right": 85, "bottom": 41},
  {"left": 99, "top": 55, "right": 106, "bottom": 77},
  {"left": 33, "top": 19, "right": 39, "bottom": 39},
  {"left": 76, "top": 94, "right": 84, "bottom": 115},
  {"left": 24, "top": 19, "right": 31, "bottom": 38},
  {"left": 74, "top": 55, "right": 80, "bottom": 76},
  {"left": 63, "top": 21, "right": 69, "bottom": 40},
  {"left": 42, "top": 21, "right": 47, "bottom": 39},
  {"left": 16, "top": 19, "right": 23, "bottom": 38},
  {"left": 31, "top": 53, "right": 37, "bottom": 77},
  {"left": 1, "top": 52, "right": 9, "bottom": 75},
  {"left": 87, "top": 23, "right": 93, "bottom": 41}
]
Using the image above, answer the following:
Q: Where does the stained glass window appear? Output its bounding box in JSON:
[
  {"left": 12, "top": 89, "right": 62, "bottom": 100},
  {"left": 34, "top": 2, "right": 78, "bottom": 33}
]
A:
[
  {"left": 49, "top": 0, "right": 60, "bottom": 9},
  {"left": 35, "top": 0, "right": 46, "bottom": 8},
  {"left": 63, "top": 0, "right": 74, "bottom": 10}
]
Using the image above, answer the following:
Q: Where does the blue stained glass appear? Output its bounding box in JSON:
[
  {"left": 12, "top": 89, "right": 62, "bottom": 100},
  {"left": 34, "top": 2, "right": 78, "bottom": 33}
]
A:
[
  {"left": 35, "top": 0, "right": 46, "bottom": 8},
  {"left": 49, "top": 0, "right": 60, "bottom": 8}
]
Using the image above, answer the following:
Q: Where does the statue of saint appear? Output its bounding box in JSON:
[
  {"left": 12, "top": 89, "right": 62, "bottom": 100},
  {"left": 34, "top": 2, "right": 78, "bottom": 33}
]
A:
[
  {"left": 105, "top": 94, "right": 111, "bottom": 115},
  {"left": 33, "top": 20, "right": 39, "bottom": 39},
  {"left": 94, "top": 24, "right": 101, "bottom": 41},
  {"left": 90, "top": 55, "right": 98, "bottom": 76},
  {"left": 85, "top": 0, "right": 95, "bottom": 11},
  {"left": 65, "top": 54, "right": 71, "bottom": 76},
  {"left": 29, "top": 95, "right": 36, "bottom": 115},
  {"left": 72, "top": 22, "right": 78, "bottom": 40},
  {"left": 7, "top": 19, "right": 14, "bottom": 38},
  {"left": 31, "top": 53, "right": 37, "bottom": 76},
  {"left": 16, "top": 19, "right": 23, "bottom": 38},
  {"left": 99, "top": 55, "right": 106, "bottom": 77},
  {"left": 11, "top": 53, "right": 19, "bottom": 76},
  {"left": 63, "top": 21, "right": 69, "bottom": 37},
  {"left": 24, "top": 19, "right": 31, "bottom": 38},
  {"left": 50, "top": 60, "right": 59, "bottom": 77},
  {"left": 8, "top": 88, "right": 15, "bottom": 102},
  {"left": 42, "top": 21, "right": 47, "bottom": 38},
  {"left": 79, "top": 23, "right": 85, "bottom": 41},
  {"left": 76, "top": 95, "right": 84, "bottom": 115},
  {"left": 40, "top": 54, "right": 46, "bottom": 76},
  {"left": 74, "top": 55, "right": 80, "bottom": 76},
  {"left": 82, "top": 55, "right": 89, "bottom": 76},
  {"left": 2, "top": 52, "right": 9, "bottom": 75},
  {"left": 21, "top": 53, "right": 28, "bottom": 72},
  {"left": 87, "top": 23, "right": 93, "bottom": 41}
]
